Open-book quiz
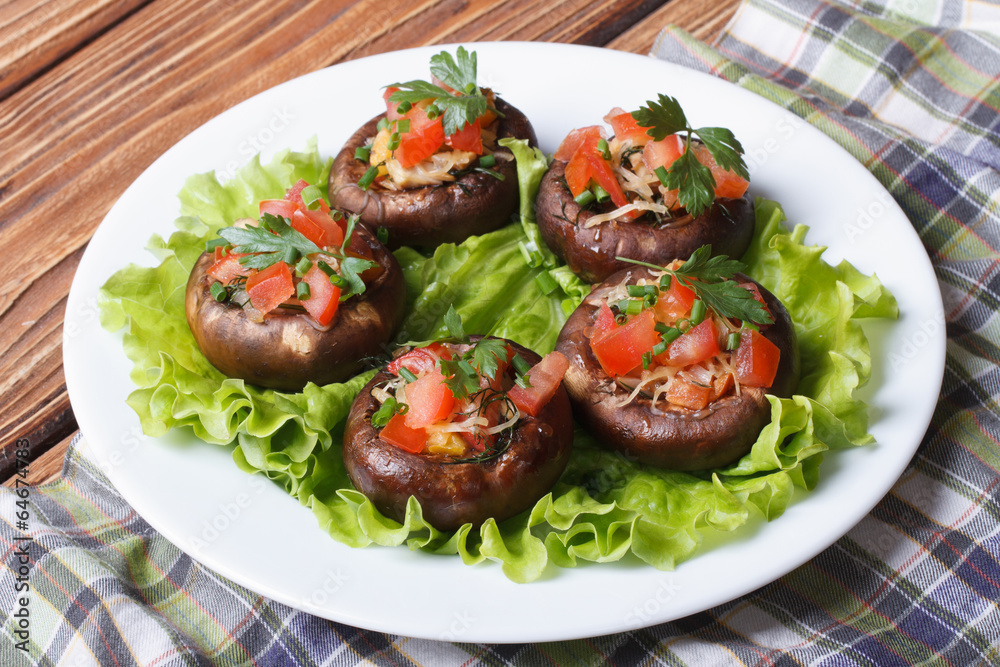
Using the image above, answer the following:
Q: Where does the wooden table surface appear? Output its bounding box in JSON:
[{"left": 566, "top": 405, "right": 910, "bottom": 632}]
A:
[{"left": 1, "top": 0, "right": 740, "bottom": 488}]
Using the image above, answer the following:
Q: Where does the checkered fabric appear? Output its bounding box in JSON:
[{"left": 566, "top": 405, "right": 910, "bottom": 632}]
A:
[{"left": 3, "top": 0, "right": 999, "bottom": 663}]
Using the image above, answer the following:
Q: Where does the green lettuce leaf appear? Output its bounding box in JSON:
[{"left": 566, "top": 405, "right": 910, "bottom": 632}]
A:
[{"left": 100, "top": 142, "right": 896, "bottom": 583}]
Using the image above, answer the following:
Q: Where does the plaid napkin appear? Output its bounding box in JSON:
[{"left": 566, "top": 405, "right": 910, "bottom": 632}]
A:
[{"left": 4, "top": 0, "right": 1000, "bottom": 663}]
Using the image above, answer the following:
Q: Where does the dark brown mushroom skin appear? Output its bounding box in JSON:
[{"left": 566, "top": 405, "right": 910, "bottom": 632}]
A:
[
  {"left": 185, "top": 224, "right": 406, "bottom": 391},
  {"left": 329, "top": 98, "right": 538, "bottom": 249},
  {"left": 536, "top": 159, "right": 756, "bottom": 284},
  {"left": 342, "top": 341, "right": 574, "bottom": 531},
  {"left": 555, "top": 267, "right": 798, "bottom": 471}
]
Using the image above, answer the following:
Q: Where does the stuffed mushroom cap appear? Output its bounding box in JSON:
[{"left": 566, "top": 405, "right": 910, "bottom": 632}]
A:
[
  {"left": 329, "top": 97, "right": 537, "bottom": 249},
  {"left": 555, "top": 266, "right": 798, "bottom": 470},
  {"left": 342, "top": 340, "right": 573, "bottom": 531},
  {"left": 185, "top": 224, "right": 406, "bottom": 391}
]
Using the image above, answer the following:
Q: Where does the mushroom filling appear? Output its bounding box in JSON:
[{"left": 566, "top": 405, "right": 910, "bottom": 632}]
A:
[
  {"left": 203, "top": 179, "right": 381, "bottom": 328},
  {"left": 553, "top": 94, "right": 751, "bottom": 227},
  {"left": 591, "top": 248, "right": 781, "bottom": 412},
  {"left": 353, "top": 47, "right": 508, "bottom": 190},
  {"left": 370, "top": 324, "right": 569, "bottom": 462}
]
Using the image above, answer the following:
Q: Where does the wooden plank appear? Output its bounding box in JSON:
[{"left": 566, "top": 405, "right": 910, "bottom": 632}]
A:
[
  {"left": 0, "top": 0, "right": 152, "bottom": 98},
  {"left": 2, "top": 431, "right": 73, "bottom": 488},
  {"left": 607, "top": 0, "right": 742, "bottom": 51}
]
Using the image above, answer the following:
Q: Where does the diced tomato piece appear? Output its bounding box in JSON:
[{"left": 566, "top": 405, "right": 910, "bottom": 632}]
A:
[
  {"left": 590, "top": 307, "right": 659, "bottom": 377},
  {"left": 605, "top": 108, "right": 650, "bottom": 145},
  {"left": 642, "top": 134, "right": 686, "bottom": 173},
  {"left": 709, "top": 372, "right": 735, "bottom": 401},
  {"left": 284, "top": 179, "right": 331, "bottom": 214},
  {"left": 207, "top": 253, "right": 252, "bottom": 283},
  {"left": 447, "top": 118, "right": 483, "bottom": 154},
  {"left": 383, "top": 87, "right": 405, "bottom": 121},
  {"left": 665, "top": 377, "right": 712, "bottom": 410},
  {"left": 693, "top": 143, "right": 749, "bottom": 199},
  {"left": 508, "top": 352, "right": 569, "bottom": 417},
  {"left": 245, "top": 262, "right": 294, "bottom": 315},
  {"left": 554, "top": 126, "right": 605, "bottom": 161},
  {"left": 564, "top": 149, "right": 593, "bottom": 198},
  {"left": 299, "top": 264, "right": 341, "bottom": 326},
  {"left": 593, "top": 300, "right": 616, "bottom": 334},
  {"left": 584, "top": 152, "right": 631, "bottom": 211},
  {"left": 664, "top": 319, "right": 721, "bottom": 367},
  {"left": 379, "top": 413, "right": 426, "bottom": 453},
  {"left": 735, "top": 329, "right": 781, "bottom": 388},
  {"left": 387, "top": 343, "right": 453, "bottom": 376},
  {"left": 259, "top": 199, "right": 298, "bottom": 220},
  {"left": 291, "top": 208, "right": 343, "bottom": 249},
  {"left": 395, "top": 106, "right": 445, "bottom": 168},
  {"left": 739, "top": 282, "right": 772, "bottom": 324},
  {"left": 653, "top": 278, "right": 697, "bottom": 321},
  {"left": 404, "top": 371, "right": 455, "bottom": 428}
]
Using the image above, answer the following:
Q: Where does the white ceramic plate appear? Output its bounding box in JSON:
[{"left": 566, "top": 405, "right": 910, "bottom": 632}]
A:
[{"left": 63, "top": 42, "right": 944, "bottom": 643}]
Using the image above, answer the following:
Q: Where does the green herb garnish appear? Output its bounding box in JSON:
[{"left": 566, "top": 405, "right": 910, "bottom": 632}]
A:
[
  {"left": 631, "top": 94, "right": 748, "bottom": 217},
  {"left": 617, "top": 245, "right": 773, "bottom": 326},
  {"left": 387, "top": 47, "right": 489, "bottom": 136}
]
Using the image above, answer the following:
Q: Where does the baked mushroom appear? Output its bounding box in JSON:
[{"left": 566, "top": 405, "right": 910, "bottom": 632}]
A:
[
  {"left": 329, "top": 47, "right": 538, "bottom": 248},
  {"left": 185, "top": 180, "right": 405, "bottom": 391},
  {"left": 342, "top": 335, "right": 573, "bottom": 531},
  {"left": 555, "top": 249, "right": 798, "bottom": 470},
  {"left": 536, "top": 96, "right": 755, "bottom": 283}
]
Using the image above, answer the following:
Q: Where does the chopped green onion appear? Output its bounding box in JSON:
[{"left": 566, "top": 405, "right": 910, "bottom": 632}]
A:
[
  {"left": 296, "top": 282, "right": 311, "bottom": 300},
  {"left": 330, "top": 274, "right": 349, "bottom": 288},
  {"left": 387, "top": 132, "right": 401, "bottom": 151},
  {"left": 371, "top": 397, "right": 399, "bottom": 428},
  {"left": 399, "top": 368, "right": 418, "bottom": 383},
  {"left": 515, "top": 374, "right": 532, "bottom": 389},
  {"left": 597, "top": 138, "right": 611, "bottom": 161},
  {"left": 662, "top": 327, "right": 683, "bottom": 344},
  {"left": 205, "top": 238, "right": 227, "bottom": 252},
  {"left": 659, "top": 274, "right": 671, "bottom": 290},
  {"left": 396, "top": 101, "right": 412, "bottom": 114},
  {"left": 675, "top": 318, "right": 691, "bottom": 332},
  {"left": 478, "top": 154, "right": 496, "bottom": 168},
  {"left": 282, "top": 247, "right": 299, "bottom": 265},
  {"left": 727, "top": 332, "right": 741, "bottom": 350},
  {"left": 358, "top": 165, "right": 379, "bottom": 190},
  {"left": 376, "top": 117, "right": 389, "bottom": 132},
  {"left": 641, "top": 351, "right": 652, "bottom": 370},
  {"left": 294, "top": 257, "right": 313, "bottom": 276},
  {"left": 377, "top": 226, "right": 389, "bottom": 244},
  {"left": 593, "top": 185, "right": 610, "bottom": 203},
  {"left": 535, "top": 271, "right": 559, "bottom": 295},
  {"left": 210, "top": 282, "right": 227, "bottom": 302},
  {"left": 574, "top": 190, "right": 596, "bottom": 207},
  {"left": 742, "top": 320, "right": 759, "bottom": 332},
  {"left": 395, "top": 118, "right": 411, "bottom": 134},
  {"left": 690, "top": 299, "right": 706, "bottom": 325},
  {"left": 397, "top": 403, "right": 409, "bottom": 415},
  {"left": 627, "top": 284, "right": 658, "bottom": 298},
  {"left": 354, "top": 144, "right": 372, "bottom": 162},
  {"left": 652, "top": 340, "right": 668, "bottom": 356},
  {"left": 316, "top": 260, "right": 336, "bottom": 277},
  {"left": 625, "top": 299, "right": 643, "bottom": 315},
  {"left": 425, "top": 104, "right": 440, "bottom": 119},
  {"left": 300, "top": 184, "right": 324, "bottom": 210},
  {"left": 654, "top": 165, "right": 669, "bottom": 187},
  {"left": 512, "top": 354, "right": 532, "bottom": 376},
  {"left": 655, "top": 322, "right": 670, "bottom": 334}
]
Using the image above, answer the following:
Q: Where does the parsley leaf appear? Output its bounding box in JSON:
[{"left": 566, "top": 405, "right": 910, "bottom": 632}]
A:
[
  {"left": 339, "top": 257, "right": 376, "bottom": 298},
  {"left": 444, "top": 305, "right": 466, "bottom": 341},
  {"left": 388, "top": 48, "right": 489, "bottom": 136},
  {"left": 631, "top": 94, "right": 688, "bottom": 141},
  {"left": 429, "top": 46, "right": 478, "bottom": 95},
  {"left": 631, "top": 93, "right": 748, "bottom": 217},
  {"left": 472, "top": 338, "right": 508, "bottom": 380},
  {"left": 662, "top": 149, "right": 715, "bottom": 217},
  {"left": 219, "top": 214, "right": 320, "bottom": 270},
  {"left": 676, "top": 244, "right": 744, "bottom": 282}
]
